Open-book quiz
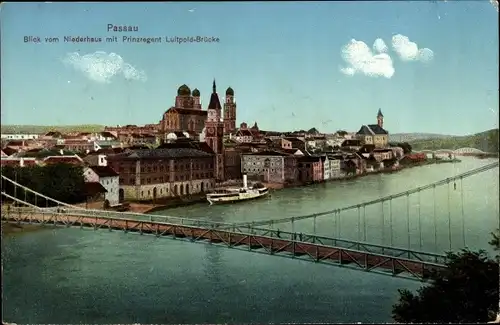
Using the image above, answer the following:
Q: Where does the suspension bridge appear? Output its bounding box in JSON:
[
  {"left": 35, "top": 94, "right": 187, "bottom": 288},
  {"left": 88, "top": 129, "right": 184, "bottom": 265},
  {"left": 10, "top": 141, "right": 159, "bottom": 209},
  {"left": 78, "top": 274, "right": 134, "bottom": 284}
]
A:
[{"left": 1, "top": 161, "right": 498, "bottom": 281}]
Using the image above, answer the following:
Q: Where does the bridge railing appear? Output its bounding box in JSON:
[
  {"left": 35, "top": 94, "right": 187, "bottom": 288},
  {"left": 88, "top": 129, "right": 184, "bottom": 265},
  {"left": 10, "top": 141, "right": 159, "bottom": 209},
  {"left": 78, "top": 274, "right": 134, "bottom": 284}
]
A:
[
  {"left": 239, "top": 225, "right": 448, "bottom": 265},
  {"left": 6, "top": 207, "right": 447, "bottom": 265},
  {"left": 5, "top": 206, "right": 235, "bottom": 229}
]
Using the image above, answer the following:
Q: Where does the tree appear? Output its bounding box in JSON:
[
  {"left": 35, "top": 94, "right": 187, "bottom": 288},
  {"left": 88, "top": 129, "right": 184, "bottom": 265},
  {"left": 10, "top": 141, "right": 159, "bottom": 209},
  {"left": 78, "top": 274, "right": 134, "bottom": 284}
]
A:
[
  {"left": 336, "top": 130, "right": 348, "bottom": 137},
  {"left": 392, "top": 234, "right": 499, "bottom": 323},
  {"left": 1, "top": 164, "right": 87, "bottom": 206}
]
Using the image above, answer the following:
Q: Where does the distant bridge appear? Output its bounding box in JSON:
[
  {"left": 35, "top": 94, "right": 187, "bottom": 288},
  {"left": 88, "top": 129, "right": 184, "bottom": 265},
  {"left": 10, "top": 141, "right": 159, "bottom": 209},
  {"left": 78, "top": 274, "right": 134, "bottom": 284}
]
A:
[{"left": 417, "top": 147, "right": 493, "bottom": 156}]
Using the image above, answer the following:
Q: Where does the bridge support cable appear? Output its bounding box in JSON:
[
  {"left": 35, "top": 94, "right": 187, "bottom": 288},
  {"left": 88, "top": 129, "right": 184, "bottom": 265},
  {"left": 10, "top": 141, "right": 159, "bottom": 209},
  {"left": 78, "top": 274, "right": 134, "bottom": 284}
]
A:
[
  {"left": 291, "top": 217, "right": 295, "bottom": 234},
  {"left": 389, "top": 199, "right": 394, "bottom": 246},
  {"left": 363, "top": 205, "right": 367, "bottom": 242},
  {"left": 338, "top": 211, "right": 341, "bottom": 238},
  {"left": 460, "top": 177, "right": 466, "bottom": 248},
  {"left": 357, "top": 206, "right": 361, "bottom": 242},
  {"left": 333, "top": 212, "right": 336, "bottom": 237},
  {"left": 381, "top": 201, "right": 385, "bottom": 246},
  {"left": 418, "top": 190, "right": 423, "bottom": 251},
  {"left": 234, "top": 162, "right": 500, "bottom": 229},
  {"left": 406, "top": 193, "right": 411, "bottom": 250},
  {"left": 433, "top": 185, "right": 438, "bottom": 253},
  {"left": 447, "top": 181, "right": 452, "bottom": 251},
  {"left": 313, "top": 216, "right": 316, "bottom": 234}
]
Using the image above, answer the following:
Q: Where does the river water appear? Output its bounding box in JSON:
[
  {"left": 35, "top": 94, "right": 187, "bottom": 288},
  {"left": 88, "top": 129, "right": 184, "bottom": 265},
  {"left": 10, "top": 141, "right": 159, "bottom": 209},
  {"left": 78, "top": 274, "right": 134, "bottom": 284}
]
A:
[{"left": 3, "top": 157, "right": 498, "bottom": 323}]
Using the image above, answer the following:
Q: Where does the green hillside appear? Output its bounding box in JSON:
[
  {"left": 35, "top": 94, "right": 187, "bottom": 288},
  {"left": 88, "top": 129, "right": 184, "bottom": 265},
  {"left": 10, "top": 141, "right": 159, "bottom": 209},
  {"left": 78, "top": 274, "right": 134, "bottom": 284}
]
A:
[
  {"left": 409, "top": 128, "right": 499, "bottom": 152},
  {"left": 1, "top": 124, "right": 105, "bottom": 134}
]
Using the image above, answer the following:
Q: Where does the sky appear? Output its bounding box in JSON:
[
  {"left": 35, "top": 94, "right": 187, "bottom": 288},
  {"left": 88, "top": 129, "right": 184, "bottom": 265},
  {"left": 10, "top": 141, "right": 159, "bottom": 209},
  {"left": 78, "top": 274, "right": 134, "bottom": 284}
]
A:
[{"left": 0, "top": 1, "right": 498, "bottom": 135}]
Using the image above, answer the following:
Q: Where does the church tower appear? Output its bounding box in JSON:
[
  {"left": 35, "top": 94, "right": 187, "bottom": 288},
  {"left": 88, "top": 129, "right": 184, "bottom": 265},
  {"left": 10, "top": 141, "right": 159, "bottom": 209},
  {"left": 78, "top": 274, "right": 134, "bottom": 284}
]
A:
[
  {"left": 204, "top": 79, "right": 225, "bottom": 181},
  {"left": 223, "top": 87, "right": 237, "bottom": 134},
  {"left": 192, "top": 88, "right": 201, "bottom": 109},
  {"left": 377, "top": 108, "right": 384, "bottom": 128}
]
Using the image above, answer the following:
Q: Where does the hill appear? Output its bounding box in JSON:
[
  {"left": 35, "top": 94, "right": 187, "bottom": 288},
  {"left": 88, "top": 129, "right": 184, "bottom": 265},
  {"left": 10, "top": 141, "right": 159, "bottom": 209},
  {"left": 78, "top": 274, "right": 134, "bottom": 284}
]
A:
[
  {"left": 389, "top": 133, "right": 455, "bottom": 142},
  {"left": 0, "top": 124, "right": 105, "bottom": 134},
  {"left": 409, "top": 129, "right": 499, "bottom": 152}
]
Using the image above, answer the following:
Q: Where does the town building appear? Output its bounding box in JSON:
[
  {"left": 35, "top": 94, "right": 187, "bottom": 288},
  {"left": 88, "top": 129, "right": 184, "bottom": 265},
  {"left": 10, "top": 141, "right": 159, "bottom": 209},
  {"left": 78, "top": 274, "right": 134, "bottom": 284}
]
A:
[
  {"left": 233, "top": 122, "right": 261, "bottom": 143},
  {"left": 107, "top": 147, "right": 215, "bottom": 202},
  {"left": 297, "top": 156, "right": 323, "bottom": 183},
  {"left": 241, "top": 150, "right": 297, "bottom": 184},
  {"left": 223, "top": 146, "right": 248, "bottom": 181},
  {"left": 83, "top": 166, "right": 120, "bottom": 206},
  {"left": 356, "top": 109, "right": 389, "bottom": 148},
  {"left": 327, "top": 153, "right": 343, "bottom": 179},
  {"left": 320, "top": 155, "right": 331, "bottom": 180},
  {"left": 1, "top": 133, "right": 39, "bottom": 140}
]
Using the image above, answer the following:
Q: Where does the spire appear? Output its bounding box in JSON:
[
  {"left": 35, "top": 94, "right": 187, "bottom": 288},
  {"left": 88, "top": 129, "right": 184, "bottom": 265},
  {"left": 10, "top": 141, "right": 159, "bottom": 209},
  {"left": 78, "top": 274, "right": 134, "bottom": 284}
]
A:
[
  {"left": 212, "top": 79, "right": 216, "bottom": 93},
  {"left": 377, "top": 108, "right": 384, "bottom": 118}
]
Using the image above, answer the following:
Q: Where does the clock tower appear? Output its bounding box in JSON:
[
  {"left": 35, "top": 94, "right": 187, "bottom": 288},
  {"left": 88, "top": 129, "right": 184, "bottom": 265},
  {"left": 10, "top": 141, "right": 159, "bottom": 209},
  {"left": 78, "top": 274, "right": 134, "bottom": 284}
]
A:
[{"left": 204, "top": 79, "right": 225, "bottom": 181}]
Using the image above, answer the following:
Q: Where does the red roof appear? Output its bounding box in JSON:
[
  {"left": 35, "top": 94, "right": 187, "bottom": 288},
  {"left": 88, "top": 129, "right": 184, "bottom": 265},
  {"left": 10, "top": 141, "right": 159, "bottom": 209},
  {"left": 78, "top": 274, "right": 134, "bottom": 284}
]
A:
[
  {"left": 89, "top": 165, "right": 119, "bottom": 177},
  {"left": 43, "top": 155, "right": 84, "bottom": 165},
  {"left": 0, "top": 158, "right": 38, "bottom": 167}
]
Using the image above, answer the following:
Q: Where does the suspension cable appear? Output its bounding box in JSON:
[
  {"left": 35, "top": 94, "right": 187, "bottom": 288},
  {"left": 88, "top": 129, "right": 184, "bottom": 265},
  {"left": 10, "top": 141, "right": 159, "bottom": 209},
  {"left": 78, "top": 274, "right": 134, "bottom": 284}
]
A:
[
  {"left": 333, "top": 211, "right": 336, "bottom": 237},
  {"left": 406, "top": 193, "right": 410, "bottom": 249},
  {"left": 433, "top": 185, "right": 437, "bottom": 253},
  {"left": 234, "top": 162, "right": 499, "bottom": 228},
  {"left": 338, "top": 211, "right": 341, "bottom": 238},
  {"left": 363, "top": 205, "right": 367, "bottom": 242},
  {"left": 357, "top": 206, "right": 361, "bottom": 241},
  {"left": 460, "top": 177, "right": 465, "bottom": 247},
  {"left": 418, "top": 189, "right": 422, "bottom": 250},
  {"left": 381, "top": 201, "right": 385, "bottom": 245},
  {"left": 389, "top": 198, "right": 393, "bottom": 246},
  {"left": 447, "top": 181, "right": 452, "bottom": 251}
]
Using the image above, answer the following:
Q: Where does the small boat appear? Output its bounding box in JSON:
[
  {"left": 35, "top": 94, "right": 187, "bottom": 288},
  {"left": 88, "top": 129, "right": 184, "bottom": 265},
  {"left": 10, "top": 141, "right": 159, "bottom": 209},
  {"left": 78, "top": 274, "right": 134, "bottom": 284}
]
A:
[{"left": 206, "top": 175, "right": 269, "bottom": 205}]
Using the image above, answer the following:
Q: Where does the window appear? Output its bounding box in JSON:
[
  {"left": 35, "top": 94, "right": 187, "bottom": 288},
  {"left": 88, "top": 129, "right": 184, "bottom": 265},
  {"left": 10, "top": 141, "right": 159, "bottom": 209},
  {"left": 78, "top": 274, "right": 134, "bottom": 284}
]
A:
[{"left": 147, "top": 178, "right": 151, "bottom": 184}]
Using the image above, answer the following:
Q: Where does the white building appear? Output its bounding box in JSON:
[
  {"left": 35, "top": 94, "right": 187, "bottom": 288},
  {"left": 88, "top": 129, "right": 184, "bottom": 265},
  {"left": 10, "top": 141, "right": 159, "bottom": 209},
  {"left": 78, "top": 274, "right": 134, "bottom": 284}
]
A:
[
  {"left": 1, "top": 133, "right": 39, "bottom": 140},
  {"left": 321, "top": 155, "right": 331, "bottom": 180},
  {"left": 328, "top": 155, "right": 343, "bottom": 179},
  {"left": 83, "top": 165, "right": 120, "bottom": 206}
]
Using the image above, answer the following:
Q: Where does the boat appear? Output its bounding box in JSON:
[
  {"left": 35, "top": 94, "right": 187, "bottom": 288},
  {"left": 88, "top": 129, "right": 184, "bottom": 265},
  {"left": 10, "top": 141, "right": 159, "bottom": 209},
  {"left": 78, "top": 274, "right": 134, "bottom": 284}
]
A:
[{"left": 206, "top": 175, "right": 269, "bottom": 205}]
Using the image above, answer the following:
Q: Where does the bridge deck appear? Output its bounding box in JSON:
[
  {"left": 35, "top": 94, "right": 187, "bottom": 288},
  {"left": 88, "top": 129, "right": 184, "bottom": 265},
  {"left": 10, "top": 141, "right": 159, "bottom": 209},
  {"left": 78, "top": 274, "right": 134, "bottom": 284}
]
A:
[{"left": 2, "top": 209, "right": 447, "bottom": 281}]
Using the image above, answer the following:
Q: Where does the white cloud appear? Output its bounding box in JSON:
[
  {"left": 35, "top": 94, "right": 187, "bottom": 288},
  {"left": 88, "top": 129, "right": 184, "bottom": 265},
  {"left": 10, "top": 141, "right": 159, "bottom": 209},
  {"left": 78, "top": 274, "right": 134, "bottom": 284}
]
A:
[
  {"left": 391, "top": 34, "right": 434, "bottom": 62},
  {"left": 373, "top": 38, "right": 388, "bottom": 53},
  {"left": 63, "top": 51, "right": 147, "bottom": 83},
  {"left": 340, "top": 39, "right": 395, "bottom": 79}
]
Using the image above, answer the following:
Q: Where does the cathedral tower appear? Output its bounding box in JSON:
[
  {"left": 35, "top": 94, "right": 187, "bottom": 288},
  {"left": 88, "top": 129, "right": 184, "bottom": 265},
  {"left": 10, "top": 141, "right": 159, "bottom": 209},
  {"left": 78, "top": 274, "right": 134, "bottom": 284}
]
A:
[
  {"left": 223, "top": 87, "right": 237, "bottom": 134},
  {"left": 192, "top": 88, "right": 201, "bottom": 109},
  {"left": 204, "top": 79, "right": 225, "bottom": 181}
]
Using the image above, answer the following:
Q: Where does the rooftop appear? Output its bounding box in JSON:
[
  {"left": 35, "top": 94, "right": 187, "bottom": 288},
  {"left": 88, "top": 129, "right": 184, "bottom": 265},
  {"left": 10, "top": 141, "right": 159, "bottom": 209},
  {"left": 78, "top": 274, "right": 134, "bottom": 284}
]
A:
[{"left": 89, "top": 165, "right": 119, "bottom": 178}]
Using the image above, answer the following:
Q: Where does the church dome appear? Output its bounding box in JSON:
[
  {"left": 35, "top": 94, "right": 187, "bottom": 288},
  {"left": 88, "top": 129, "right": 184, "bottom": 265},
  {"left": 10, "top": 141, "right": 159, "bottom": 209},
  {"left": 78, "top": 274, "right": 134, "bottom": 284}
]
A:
[
  {"left": 192, "top": 88, "right": 200, "bottom": 97},
  {"left": 177, "top": 84, "right": 191, "bottom": 96},
  {"left": 226, "top": 87, "right": 234, "bottom": 96}
]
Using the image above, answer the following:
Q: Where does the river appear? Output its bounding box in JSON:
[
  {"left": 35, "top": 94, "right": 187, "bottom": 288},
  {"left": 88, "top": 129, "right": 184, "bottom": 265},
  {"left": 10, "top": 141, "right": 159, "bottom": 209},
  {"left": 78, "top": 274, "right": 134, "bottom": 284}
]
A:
[{"left": 2, "top": 157, "right": 498, "bottom": 323}]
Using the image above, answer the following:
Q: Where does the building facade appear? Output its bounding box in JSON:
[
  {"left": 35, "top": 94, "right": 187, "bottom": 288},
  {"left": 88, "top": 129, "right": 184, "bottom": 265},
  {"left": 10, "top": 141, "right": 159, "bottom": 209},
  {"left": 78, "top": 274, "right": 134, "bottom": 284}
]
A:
[
  {"left": 107, "top": 148, "right": 216, "bottom": 201},
  {"left": 83, "top": 166, "right": 120, "bottom": 206}
]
